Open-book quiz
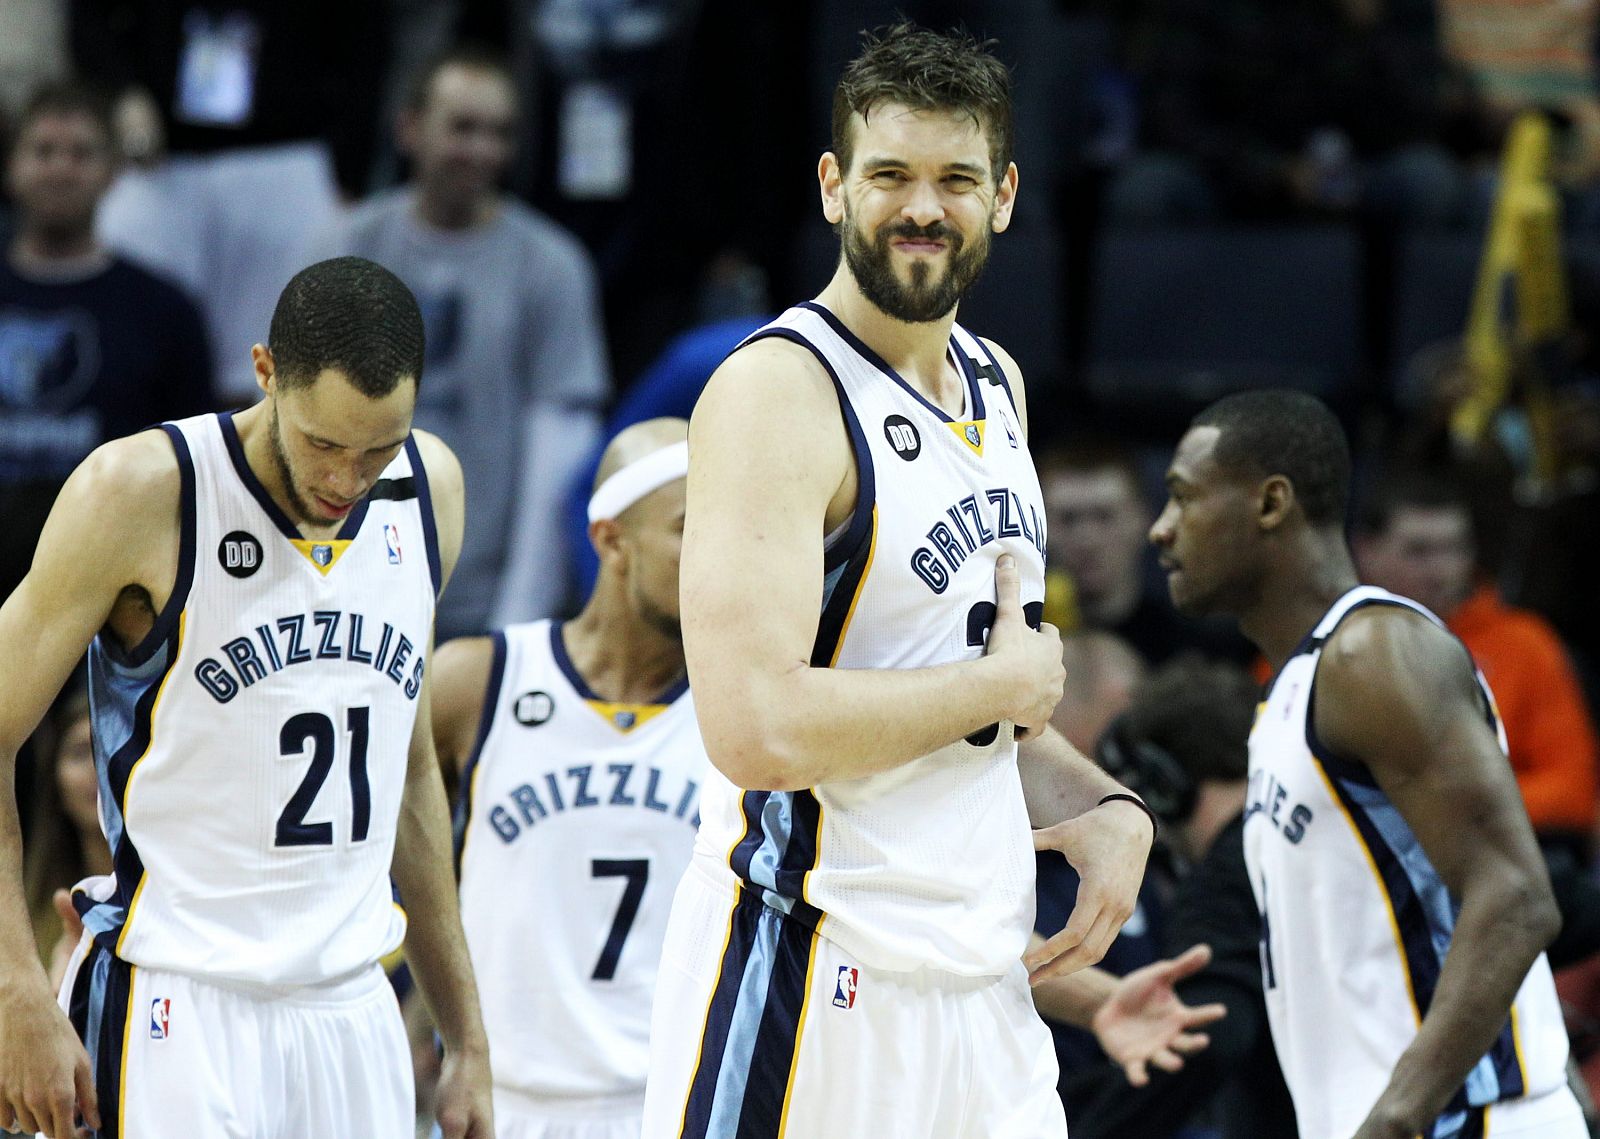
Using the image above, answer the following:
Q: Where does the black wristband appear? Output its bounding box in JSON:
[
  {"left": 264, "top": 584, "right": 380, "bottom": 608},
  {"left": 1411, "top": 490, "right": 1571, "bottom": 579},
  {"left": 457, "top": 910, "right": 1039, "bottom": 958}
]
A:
[{"left": 1098, "top": 792, "right": 1158, "bottom": 838}]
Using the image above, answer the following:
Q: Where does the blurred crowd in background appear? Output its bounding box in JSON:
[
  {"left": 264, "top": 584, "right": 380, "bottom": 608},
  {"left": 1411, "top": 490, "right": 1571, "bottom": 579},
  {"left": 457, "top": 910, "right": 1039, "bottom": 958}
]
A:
[{"left": 5, "top": 1, "right": 1600, "bottom": 1135}]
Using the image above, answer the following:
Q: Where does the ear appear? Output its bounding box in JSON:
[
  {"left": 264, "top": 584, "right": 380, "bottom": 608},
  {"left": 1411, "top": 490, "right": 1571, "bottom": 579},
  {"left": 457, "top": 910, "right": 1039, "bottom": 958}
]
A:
[
  {"left": 819, "top": 151, "right": 845, "bottom": 225},
  {"left": 588, "top": 517, "right": 626, "bottom": 565},
  {"left": 991, "top": 161, "right": 1018, "bottom": 234},
  {"left": 251, "top": 344, "right": 276, "bottom": 397},
  {"left": 1258, "top": 474, "right": 1294, "bottom": 532}
]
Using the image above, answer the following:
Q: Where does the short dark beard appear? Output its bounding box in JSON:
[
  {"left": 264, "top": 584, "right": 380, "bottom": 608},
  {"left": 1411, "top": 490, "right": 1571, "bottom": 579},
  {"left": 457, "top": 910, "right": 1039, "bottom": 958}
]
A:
[
  {"left": 268, "top": 403, "right": 339, "bottom": 527},
  {"left": 637, "top": 591, "right": 682, "bottom": 643},
  {"left": 840, "top": 206, "right": 991, "bottom": 323}
]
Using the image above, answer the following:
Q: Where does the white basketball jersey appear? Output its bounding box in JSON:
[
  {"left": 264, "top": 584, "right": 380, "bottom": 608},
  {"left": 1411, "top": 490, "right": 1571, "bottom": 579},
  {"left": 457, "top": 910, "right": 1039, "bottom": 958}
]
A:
[
  {"left": 695, "top": 302, "right": 1047, "bottom": 977},
  {"left": 455, "top": 620, "right": 706, "bottom": 1102},
  {"left": 81, "top": 412, "right": 439, "bottom": 985},
  {"left": 1247, "top": 586, "right": 1570, "bottom": 1139}
]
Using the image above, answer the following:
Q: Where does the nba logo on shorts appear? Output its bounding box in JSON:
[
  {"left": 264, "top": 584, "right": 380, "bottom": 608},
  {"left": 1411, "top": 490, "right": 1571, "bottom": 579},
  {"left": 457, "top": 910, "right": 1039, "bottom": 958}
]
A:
[
  {"left": 384, "top": 524, "right": 403, "bottom": 565},
  {"left": 149, "top": 998, "right": 171, "bottom": 1040},
  {"left": 832, "top": 966, "right": 858, "bottom": 1009}
]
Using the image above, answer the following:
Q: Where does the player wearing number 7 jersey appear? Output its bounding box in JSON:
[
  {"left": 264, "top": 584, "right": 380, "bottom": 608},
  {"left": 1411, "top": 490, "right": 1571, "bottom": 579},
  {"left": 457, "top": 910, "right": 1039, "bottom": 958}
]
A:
[
  {"left": 0, "top": 257, "right": 493, "bottom": 1139},
  {"left": 431, "top": 418, "right": 704, "bottom": 1139}
]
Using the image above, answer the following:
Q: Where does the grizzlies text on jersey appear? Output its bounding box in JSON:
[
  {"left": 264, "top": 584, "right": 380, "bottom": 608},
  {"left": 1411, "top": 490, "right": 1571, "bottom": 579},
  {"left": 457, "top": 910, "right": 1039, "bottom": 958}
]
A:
[
  {"left": 79, "top": 411, "right": 440, "bottom": 985},
  {"left": 694, "top": 302, "right": 1047, "bottom": 977},
  {"left": 455, "top": 620, "right": 706, "bottom": 1107},
  {"left": 1247, "top": 586, "right": 1571, "bottom": 1139}
]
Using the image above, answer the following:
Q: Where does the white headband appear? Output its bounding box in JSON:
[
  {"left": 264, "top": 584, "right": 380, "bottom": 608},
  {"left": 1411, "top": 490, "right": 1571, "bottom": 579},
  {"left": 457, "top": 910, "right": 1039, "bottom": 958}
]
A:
[{"left": 587, "top": 441, "right": 689, "bottom": 522}]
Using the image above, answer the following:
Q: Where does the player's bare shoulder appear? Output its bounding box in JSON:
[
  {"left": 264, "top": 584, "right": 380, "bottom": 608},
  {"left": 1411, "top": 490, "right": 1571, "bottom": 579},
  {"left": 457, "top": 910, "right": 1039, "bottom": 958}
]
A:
[
  {"left": 694, "top": 334, "right": 853, "bottom": 501},
  {"left": 431, "top": 634, "right": 499, "bottom": 774},
  {"left": 408, "top": 428, "right": 465, "bottom": 585},
  {"left": 1314, "top": 603, "right": 1478, "bottom": 765},
  {"left": 60, "top": 429, "right": 184, "bottom": 574}
]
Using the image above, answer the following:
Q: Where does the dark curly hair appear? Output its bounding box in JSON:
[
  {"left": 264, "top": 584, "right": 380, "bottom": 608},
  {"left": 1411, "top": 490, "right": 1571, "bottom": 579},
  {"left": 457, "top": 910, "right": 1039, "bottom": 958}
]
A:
[
  {"left": 831, "top": 21, "right": 1014, "bottom": 183},
  {"left": 1124, "top": 656, "right": 1257, "bottom": 784},
  {"left": 1191, "top": 389, "right": 1351, "bottom": 528},
  {"left": 268, "top": 257, "right": 425, "bottom": 397}
]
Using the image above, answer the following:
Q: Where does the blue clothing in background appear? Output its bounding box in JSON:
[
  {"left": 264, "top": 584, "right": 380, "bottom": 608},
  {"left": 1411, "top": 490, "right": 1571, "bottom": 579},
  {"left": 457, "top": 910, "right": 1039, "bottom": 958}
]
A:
[{"left": 567, "top": 315, "right": 768, "bottom": 594}]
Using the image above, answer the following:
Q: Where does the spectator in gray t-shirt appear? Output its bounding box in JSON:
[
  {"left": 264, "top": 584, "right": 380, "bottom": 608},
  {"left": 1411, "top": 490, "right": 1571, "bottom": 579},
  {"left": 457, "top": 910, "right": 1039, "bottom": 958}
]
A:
[{"left": 307, "top": 44, "right": 609, "bottom": 640}]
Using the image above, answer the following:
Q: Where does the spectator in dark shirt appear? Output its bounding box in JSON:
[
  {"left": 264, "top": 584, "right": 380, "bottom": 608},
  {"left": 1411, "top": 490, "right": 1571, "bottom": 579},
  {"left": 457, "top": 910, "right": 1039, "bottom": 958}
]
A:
[
  {"left": 1037, "top": 440, "right": 1253, "bottom": 667},
  {"left": 0, "top": 81, "right": 212, "bottom": 603},
  {"left": 1060, "top": 656, "right": 1298, "bottom": 1139}
]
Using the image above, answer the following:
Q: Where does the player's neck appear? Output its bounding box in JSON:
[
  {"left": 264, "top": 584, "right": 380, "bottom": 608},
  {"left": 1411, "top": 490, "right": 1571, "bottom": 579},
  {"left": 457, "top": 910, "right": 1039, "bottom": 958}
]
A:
[
  {"left": 563, "top": 592, "right": 686, "bottom": 705},
  {"left": 1242, "top": 535, "right": 1359, "bottom": 670},
  {"left": 232, "top": 403, "right": 347, "bottom": 541},
  {"left": 818, "top": 272, "right": 965, "bottom": 414}
]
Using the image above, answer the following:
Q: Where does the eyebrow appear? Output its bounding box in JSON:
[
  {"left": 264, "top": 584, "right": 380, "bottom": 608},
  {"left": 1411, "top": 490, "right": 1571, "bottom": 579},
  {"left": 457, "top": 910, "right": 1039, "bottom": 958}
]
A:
[
  {"left": 309, "top": 433, "right": 409, "bottom": 453},
  {"left": 859, "top": 157, "right": 988, "bottom": 177}
]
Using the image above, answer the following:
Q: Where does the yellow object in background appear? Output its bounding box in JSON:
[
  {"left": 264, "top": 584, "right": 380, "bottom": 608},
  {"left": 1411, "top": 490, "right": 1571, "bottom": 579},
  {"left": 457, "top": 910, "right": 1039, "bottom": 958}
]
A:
[{"left": 1455, "top": 112, "right": 1569, "bottom": 488}]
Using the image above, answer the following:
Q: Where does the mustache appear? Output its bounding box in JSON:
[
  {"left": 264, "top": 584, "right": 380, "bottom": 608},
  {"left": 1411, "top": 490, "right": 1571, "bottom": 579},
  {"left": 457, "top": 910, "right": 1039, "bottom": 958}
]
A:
[{"left": 879, "top": 220, "right": 961, "bottom": 244}]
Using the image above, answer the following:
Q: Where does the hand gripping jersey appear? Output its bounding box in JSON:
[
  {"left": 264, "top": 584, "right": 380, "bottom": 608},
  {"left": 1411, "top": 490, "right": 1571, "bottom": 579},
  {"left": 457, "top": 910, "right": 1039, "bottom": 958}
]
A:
[
  {"left": 454, "top": 620, "right": 706, "bottom": 1102},
  {"left": 694, "top": 302, "right": 1048, "bottom": 977},
  {"left": 1246, "top": 586, "right": 1570, "bottom": 1139},
  {"left": 79, "top": 412, "right": 439, "bottom": 985}
]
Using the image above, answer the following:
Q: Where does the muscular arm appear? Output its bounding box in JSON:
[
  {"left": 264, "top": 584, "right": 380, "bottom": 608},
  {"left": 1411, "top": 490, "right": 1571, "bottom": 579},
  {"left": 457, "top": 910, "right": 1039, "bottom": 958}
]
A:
[
  {"left": 683, "top": 339, "right": 1059, "bottom": 791},
  {"left": 0, "top": 432, "right": 180, "bottom": 1136},
  {"left": 1316, "top": 608, "right": 1561, "bottom": 1139},
  {"left": 388, "top": 432, "right": 491, "bottom": 1136}
]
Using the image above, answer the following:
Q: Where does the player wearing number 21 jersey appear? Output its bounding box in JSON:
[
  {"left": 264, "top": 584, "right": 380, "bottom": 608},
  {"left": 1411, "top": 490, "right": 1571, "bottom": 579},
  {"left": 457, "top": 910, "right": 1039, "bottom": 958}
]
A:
[
  {"left": 434, "top": 420, "right": 703, "bottom": 1139},
  {"left": 0, "top": 258, "right": 493, "bottom": 1139}
]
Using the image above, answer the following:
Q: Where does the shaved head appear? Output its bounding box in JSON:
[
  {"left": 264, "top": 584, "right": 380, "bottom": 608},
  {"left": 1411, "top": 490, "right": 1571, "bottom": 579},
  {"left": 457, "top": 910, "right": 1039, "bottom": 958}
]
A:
[{"left": 595, "top": 417, "right": 690, "bottom": 488}]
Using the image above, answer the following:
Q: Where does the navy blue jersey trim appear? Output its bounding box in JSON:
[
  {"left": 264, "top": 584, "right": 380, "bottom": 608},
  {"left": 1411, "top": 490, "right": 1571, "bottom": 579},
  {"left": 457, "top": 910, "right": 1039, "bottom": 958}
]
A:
[
  {"left": 83, "top": 624, "right": 182, "bottom": 952},
  {"left": 79, "top": 944, "right": 132, "bottom": 1139},
  {"left": 733, "top": 916, "right": 819, "bottom": 1137},
  {"left": 453, "top": 631, "right": 508, "bottom": 871},
  {"left": 740, "top": 326, "right": 875, "bottom": 576},
  {"left": 681, "top": 888, "right": 766, "bottom": 1139},
  {"left": 219, "top": 412, "right": 299, "bottom": 540},
  {"left": 810, "top": 508, "right": 875, "bottom": 670},
  {"left": 367, "top": 476, "right": 418, "bottom": 502},
  {"left": 797, "top": 300, "right": 977, "bottom": 425},
  {"left": 105, "top": 425, "right": 196, "bottom": 670},
  {"left": 964, "top": 331, "right": 1014, "bottom": 420},
  {"left": 551, "top": 620, "right": 600, "bottom": 700},
  {"left": 551, "top": 622, "right": 688, "bottom": 707},
  {"left": 405, "top": 435, "right": 443, "bottom": 597},
  {"left": 773, "top": 790, "right": 825, "bottom": 929},
  {"left": 729, "top": 791, "right": 773, "bottom": 884},
  {"left": 950, "top": 333, "right": 989, "bottom": 422},
  {"left": 1315, "top": 757, "right": 1444, "bottom": 1012}
]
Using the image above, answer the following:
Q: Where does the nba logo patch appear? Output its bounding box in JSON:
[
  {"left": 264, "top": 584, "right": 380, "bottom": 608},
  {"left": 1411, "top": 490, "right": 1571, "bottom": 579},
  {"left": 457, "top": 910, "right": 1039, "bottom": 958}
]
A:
[
  {"left": 384, "top": 524, "right": 403, "bottom": 565},
  {"left": 832, "top": 966, "right": 858, "bottom": 1009},
  {"left": 149, "top": 998, "right": 171, "bottom": 1040},
  {"left": 1004, "top": 417, "right": 1018, "bottom": 448}
]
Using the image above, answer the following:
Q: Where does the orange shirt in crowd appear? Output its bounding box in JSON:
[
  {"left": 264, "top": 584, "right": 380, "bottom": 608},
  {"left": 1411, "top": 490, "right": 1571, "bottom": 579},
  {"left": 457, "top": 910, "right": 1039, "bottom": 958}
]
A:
[{"left": 1448, "top": 583, "right": 1600, "bottom": 837}]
